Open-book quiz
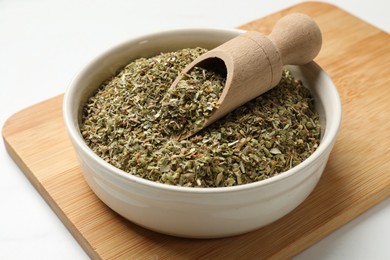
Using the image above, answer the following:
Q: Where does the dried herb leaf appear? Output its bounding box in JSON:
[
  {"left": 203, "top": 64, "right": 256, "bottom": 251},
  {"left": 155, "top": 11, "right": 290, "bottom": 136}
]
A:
[{"left": 80, "top": 48, "right": 321, "bottom": 188}]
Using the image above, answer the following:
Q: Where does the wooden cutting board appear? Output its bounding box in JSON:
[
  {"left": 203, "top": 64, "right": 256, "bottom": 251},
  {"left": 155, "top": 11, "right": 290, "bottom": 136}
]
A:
[{"left": 3, "top": 2, "right": 390, "bottom": 259}]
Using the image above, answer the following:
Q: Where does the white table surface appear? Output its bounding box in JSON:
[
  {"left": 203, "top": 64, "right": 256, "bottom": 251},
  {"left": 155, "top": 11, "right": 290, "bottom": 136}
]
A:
[{"left": 1, "top": 0, "right": 389, "bottom": 259}]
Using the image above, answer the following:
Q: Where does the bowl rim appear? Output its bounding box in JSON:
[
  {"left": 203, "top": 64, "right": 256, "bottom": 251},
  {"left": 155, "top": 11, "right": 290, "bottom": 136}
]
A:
[{"left": 63, "top": 27, "right": 342, "bottom": 194}]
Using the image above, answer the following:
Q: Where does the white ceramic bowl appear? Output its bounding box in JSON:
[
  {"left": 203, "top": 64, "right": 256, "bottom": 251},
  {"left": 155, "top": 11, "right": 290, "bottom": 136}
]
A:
[{"left": 63, "top": 28, "right": 341, "bottom": 238}]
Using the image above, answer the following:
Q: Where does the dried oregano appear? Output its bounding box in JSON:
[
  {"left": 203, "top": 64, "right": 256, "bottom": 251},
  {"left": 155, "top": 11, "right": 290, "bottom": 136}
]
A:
[
  {"left": 159, "top": 66, "right": 225, "bottom": 137},
  {"left": 80, "top": 47, "right": 320, "bottom": 187}
]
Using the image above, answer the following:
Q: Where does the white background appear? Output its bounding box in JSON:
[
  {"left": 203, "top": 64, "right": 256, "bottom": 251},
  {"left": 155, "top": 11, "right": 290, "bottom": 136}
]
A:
[{"left": 1, "top": 0, "right": 389, "bottom": 259}]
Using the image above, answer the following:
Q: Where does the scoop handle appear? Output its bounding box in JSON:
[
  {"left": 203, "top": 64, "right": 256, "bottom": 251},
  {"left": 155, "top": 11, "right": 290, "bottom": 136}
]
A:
[{"left": 268, "top": 13, "right": 322, "bottom": 65}]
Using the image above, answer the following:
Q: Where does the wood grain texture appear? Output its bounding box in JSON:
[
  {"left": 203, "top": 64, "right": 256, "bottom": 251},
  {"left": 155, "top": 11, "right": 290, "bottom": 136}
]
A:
[{"left": 3, "top": 2, "right": 390, "bottom": 259}]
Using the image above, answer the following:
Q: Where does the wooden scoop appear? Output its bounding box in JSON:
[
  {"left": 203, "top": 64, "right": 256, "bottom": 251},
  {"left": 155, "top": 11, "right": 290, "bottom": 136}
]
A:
[{"left": 170, "top": 13, "right": 322, "bottom": 138}]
